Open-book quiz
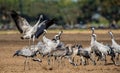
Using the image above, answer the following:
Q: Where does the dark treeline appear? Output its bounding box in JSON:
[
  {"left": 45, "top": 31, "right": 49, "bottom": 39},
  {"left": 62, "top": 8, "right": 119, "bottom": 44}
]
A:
[{"left": 0, "top": 0, "right": 120, "bottom": 29}]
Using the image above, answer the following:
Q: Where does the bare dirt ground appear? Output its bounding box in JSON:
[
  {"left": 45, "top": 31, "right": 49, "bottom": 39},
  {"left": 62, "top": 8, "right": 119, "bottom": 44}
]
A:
[{"left": 0, "top": 30, "right": 120, "bottom": 73}]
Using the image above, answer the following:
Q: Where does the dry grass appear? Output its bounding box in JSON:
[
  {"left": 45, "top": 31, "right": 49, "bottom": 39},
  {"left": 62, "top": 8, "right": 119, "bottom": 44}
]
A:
[{"left": 0, "top": 29, "right": 120, "bottom": 34}]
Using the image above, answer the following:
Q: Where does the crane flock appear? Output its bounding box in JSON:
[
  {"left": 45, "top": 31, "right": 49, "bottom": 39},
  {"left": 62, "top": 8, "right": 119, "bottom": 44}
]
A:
[{"left": 11, "top": 11, "right": 120, "bottom": 70}]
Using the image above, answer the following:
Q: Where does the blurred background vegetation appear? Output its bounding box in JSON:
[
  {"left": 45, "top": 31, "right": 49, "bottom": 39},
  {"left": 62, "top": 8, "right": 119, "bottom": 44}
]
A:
[{"left": 0, "top": 0, "right": 120, "bottom": 30}]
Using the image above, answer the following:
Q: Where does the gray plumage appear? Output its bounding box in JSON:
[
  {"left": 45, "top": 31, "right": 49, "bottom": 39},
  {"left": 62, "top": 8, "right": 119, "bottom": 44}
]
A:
[
  {"left": 11, "top": 10, "right": 55, "bottom": 45},
  {"left": 37, "top": 30, "right": 64, "bottom": 65},
  {"left": 108, "top": 31, "right": 120, "bottom": 65},
  {"left": 65, "top": 44, "right": 95, "bottom": 66},
  {"left": 13, "top": 46, "right": 40, "bottom": 70},
  {"left": 13, "top": 47, "right": 38, "bottom": 57},
  {"left": 77, "top": 45, "right": 96, "bottom": 65},
  {"left": 47, "top": 47, "right": 68, "bottom": 65},
  {"left": 42, "top": 30, "right": 62, "bottom": 50},
  {"left": 11, "top": 10, "right": 44, "bottom": 39},
  {"left": 91, "top": 28, "right": 116, "bottom": 65},
  {"left": 108, "top": 31, "right": 120, "bottom": 53}
]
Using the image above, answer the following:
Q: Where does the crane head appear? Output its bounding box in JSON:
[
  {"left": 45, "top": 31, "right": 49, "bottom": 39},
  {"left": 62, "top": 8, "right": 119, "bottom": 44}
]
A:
[
  {"left": 91, "top": 27, "right": 95, "bottom": 34},
  {"left": 13, "top": 50, "right": 21, "bottom": 57},
  {"left": 108, "top": 31, "right": 114, "bottom": 39}
]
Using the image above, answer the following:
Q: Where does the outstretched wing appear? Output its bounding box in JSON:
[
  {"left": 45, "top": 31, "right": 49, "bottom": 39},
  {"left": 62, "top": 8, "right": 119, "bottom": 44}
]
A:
[
  {"left": 35, "top": 18, "right": 56, "bottom": 38},
  {"left": 11, "top": 10, "right": 31, "bottom": 33}
]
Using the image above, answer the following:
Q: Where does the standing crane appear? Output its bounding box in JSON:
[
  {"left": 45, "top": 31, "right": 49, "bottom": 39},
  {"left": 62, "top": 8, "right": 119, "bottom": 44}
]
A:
[
  {"left": 13, "top": 46, "right": 40, "bottom": 70},
  {"left": 91, "top": 28, "right": 116, "bottom": 65},
  {"left": 108, "top": 31, "right": 120, "bottom": 65}
]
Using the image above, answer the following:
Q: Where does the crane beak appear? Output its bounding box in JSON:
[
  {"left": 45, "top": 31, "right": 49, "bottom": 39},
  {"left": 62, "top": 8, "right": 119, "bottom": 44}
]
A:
[
  {"left": 13, "top": 54, "right": 16, "bottom": 57},
  {"left": 13, "top": 53, "right": 17, "bottom": 57},
  {"left": 13, "top": 50, "right": 20, "bottom": 57}
]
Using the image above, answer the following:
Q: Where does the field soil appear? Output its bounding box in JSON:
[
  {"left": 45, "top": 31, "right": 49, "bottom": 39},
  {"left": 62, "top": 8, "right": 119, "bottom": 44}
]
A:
[{"left": 0, "top": 30, "right": 120, "bottom": 73}]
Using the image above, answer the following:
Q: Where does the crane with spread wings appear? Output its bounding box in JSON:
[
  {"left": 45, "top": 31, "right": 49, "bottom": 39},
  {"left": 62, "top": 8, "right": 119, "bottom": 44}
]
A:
[{"left": 11, "top": 10, "right": 56, "bottom": 45}]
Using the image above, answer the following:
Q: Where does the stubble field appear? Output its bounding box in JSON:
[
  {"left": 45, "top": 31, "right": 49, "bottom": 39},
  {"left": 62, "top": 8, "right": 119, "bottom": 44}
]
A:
[{"left": 0, "top": 29, "right": 120, "bottom": 73}]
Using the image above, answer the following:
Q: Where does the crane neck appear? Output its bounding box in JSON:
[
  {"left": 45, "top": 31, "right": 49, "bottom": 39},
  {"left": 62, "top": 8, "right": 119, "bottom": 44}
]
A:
[{"left": 91, "top": 35, "right": 96, "bottom": 43}]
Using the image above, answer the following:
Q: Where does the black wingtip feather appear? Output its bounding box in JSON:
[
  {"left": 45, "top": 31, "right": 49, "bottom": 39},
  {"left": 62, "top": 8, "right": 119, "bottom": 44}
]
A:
[
  {"left": 34, "top": 18, "right": 56, "bottom": 38},
  {"left": 45, "top": 18, "right": 56, "bottom": 29},
  {"left": 11, "top": 10, "right": 18, "bottom": 16},
  {"left": 10, "top": 10, "right": 23, "bottom": 33}
]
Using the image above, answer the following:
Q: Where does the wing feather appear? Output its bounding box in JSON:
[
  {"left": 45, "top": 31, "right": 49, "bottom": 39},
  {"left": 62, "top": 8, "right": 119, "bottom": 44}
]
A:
[
  {"left": 35, "top": 18, "right": 56, "bottom": 38},
  {"left": 11, "top": 10, "right": 31, "bottom": 33}
]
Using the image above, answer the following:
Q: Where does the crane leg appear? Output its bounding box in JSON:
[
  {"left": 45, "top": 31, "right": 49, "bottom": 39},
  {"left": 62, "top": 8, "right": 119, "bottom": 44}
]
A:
[
  {"left": 24, "top": 57, "right": 27, "bottom": 70},
  {"left": 24, "top": 57, "right": 30, "bottom": 70},
  {"left": 29, "top": 39, "right": 31, "bottom": 46},
  {"left": 32, "top": 35, "right": 35, "bottom": 45}
]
